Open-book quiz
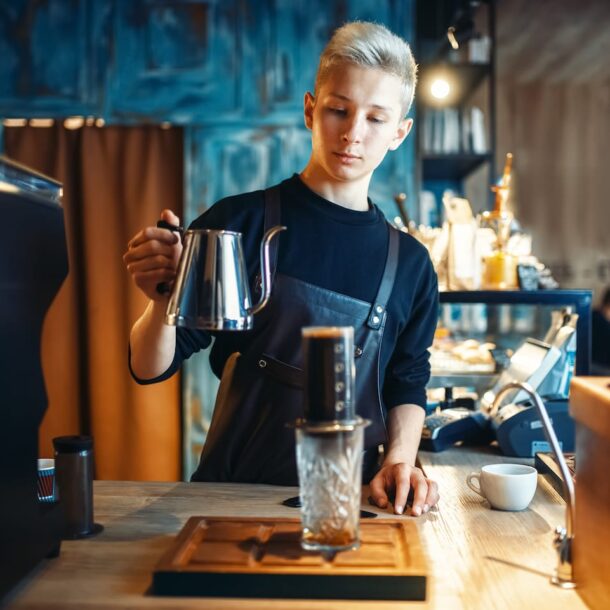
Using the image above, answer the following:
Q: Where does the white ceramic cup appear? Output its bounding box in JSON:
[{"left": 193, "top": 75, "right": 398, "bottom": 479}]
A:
[{"left": 466, "top": 463, "right": 538, "bottom": 511}]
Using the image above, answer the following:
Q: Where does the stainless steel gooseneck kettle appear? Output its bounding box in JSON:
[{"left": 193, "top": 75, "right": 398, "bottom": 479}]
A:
[{"left": 165, "top": 225, "right": 286, "bottom": 330}]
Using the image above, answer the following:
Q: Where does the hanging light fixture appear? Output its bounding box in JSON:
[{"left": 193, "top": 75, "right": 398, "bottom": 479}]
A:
[
  {"left": 446, "top": 0, "right": 479, "bottom": 51},
  {"left": 430, "top": 77, "right": 451, "bottom": 100}
]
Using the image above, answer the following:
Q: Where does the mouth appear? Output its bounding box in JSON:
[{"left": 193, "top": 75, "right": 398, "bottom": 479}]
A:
[{"left": 333, "top": 152, "right": 361, "bottom": 162}]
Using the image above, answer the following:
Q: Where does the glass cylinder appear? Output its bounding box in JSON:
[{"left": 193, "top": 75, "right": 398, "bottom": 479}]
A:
[{"left": 296, "top": 425, "right": 364, "bottom": 552}]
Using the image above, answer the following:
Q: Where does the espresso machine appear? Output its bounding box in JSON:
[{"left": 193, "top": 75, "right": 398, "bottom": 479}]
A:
[{"left": 0, "top": 157, "right": 68, "bottom": 600}]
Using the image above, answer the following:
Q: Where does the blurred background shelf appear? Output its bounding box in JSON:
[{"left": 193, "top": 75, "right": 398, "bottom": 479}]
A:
[
  {"left": 415, "top": 0, "right": 497, "bottom": 220},
  {"left": 428, "top": 373, "right": 499, "bottom": 390},
  {"left": 423, "top": 152, "right": 492, "bottom": 180}
]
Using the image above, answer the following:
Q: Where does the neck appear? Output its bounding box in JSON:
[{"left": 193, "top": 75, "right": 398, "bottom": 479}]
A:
[{"left": 299, "top": 165, "right": 371, "bottom": 211}]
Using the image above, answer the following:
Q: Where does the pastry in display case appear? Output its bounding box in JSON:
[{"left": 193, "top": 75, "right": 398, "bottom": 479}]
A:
[{"left": 430, "top": 334, "right": 496, "bottom": 374}]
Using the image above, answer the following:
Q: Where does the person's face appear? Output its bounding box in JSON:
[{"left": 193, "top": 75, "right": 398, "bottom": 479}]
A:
[{"left": 304, "top": 63, "right": 412, "bottom": 186}]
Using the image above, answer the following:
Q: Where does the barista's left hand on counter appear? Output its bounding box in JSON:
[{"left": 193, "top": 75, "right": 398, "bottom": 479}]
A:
[
  {"left": 369, "top": 461, "right": 439, "bottom": 516},
  {"left": 368, "top": 403, "right": 440, "bottom": 516}
]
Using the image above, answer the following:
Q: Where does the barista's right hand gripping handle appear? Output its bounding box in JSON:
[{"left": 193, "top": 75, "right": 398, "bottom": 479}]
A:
[{"left": 156, "top": 220, "right": 184, "bottom": 295}]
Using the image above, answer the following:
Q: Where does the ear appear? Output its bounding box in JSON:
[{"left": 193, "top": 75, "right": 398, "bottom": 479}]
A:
[
  {"left": 388, "top": 118, "right": 413, "bottom": 151},
  {"left": 303, "top": 92, "right": 315, "bottom": 130}
]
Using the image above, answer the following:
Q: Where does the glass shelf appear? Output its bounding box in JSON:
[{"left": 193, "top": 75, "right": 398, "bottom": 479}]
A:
[
  {"left": 422, "top": 153, "right": 492, "bottom": 181},
  {"left": 438, "top": 290, "right": 592, "bottom": 375}
]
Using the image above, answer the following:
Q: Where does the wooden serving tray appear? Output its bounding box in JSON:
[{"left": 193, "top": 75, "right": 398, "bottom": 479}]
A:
[{"left": 153, "top": 516, "right": 427, "bottom": 600}]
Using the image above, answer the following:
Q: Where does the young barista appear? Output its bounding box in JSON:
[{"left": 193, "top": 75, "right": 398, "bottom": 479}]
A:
[{"left": 123, "top": 21, "right": 439, "bottom": 517}]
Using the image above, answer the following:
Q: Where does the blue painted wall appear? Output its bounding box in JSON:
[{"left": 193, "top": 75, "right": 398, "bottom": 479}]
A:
[{"left": 0, "top": 0, "right": 417, "bottom": 217}]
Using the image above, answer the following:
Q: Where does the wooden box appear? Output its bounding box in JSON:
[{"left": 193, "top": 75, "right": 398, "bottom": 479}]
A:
[
  {"left": 570, "top": 376, "right": 610, "bottom": 609},
  {"left": 152, "top": 516, "right": 427, "bottom": 600}
]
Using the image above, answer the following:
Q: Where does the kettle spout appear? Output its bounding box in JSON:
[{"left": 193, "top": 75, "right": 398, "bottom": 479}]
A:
[{"left": 249, "top": 225, "right": 287, "bottom": 317}]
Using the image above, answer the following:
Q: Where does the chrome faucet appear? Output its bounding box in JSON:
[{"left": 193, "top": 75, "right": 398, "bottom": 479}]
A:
[{"left": 491, "top": 381, "right": 576, "bottom": 589}]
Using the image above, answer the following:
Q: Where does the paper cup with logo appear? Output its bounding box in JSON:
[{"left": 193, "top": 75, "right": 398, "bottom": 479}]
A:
[{"left": 37, "top": 458, "right": 57, "bottom": 503}]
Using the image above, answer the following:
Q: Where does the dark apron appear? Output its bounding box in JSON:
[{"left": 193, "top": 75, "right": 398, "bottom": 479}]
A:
[{"left": 191, "top": 186, "right": 399, "bottom": 485}]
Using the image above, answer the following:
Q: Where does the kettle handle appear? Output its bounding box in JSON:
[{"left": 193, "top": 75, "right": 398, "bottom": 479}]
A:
[
  {"left": 155, "top": 220, "right": 184, "bottom": 295},
  {"left": 249, "top": 225, "right": 287, "bottom": 316}
]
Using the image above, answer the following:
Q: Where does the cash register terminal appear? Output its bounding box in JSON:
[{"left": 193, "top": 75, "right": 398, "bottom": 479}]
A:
[{"left": 421, "top": 338, "right": 564, "bottom": 453}]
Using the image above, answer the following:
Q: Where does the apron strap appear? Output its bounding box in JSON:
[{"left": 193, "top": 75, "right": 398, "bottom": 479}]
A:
[
  {"left": 263, "top": 185, "right": 399, "bottom": 332},
  {"left": 263, "top": 185, "right": 282, "bottom": 282},
  {"left": 366, "top": 223, "right": 399, "bottom": 330}
]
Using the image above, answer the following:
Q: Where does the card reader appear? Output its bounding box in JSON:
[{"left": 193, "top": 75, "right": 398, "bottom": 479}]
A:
[
  {"left": 420, "top": 409, "right": 493, "bottom": 452},
  {"left": 492, "top": 397, "right": 574, "bottom": 457}
]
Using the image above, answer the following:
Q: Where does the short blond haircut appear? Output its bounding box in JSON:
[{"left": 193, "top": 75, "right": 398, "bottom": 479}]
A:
[{"left": 315, "top": 21, "right": 418, "bottom": 116}]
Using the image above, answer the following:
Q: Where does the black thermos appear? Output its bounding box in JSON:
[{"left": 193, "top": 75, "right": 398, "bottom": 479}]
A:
[{"left": 52, "top": 435, "right": 102, "bottom": 539}]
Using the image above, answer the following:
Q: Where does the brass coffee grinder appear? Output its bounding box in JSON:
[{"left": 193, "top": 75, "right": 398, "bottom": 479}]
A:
[{"left": 480, "top": 153, "right": 518, "bottom": 290}]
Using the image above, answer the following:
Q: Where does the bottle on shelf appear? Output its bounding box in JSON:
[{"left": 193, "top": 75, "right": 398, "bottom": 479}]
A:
[{"left": 479, "top": 153, "right": 519, "bottom": 290}]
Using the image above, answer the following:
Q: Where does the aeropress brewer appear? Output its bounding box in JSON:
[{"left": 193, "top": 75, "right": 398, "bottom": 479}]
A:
[{"left": 294, "top": 326, "right": 370, "bottom": 552}]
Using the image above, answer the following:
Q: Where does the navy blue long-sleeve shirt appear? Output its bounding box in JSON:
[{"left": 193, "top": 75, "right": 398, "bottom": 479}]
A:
[{"left": 132, "top": 174, "right": 438, "bottom": 410}]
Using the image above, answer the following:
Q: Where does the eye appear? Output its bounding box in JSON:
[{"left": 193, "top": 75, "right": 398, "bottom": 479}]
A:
[
  {"left": 368, "top": 116, "right": 386, "bottom": 124},
  {"left": 327, "top": 107, "right": 347, "bottom": 116}
]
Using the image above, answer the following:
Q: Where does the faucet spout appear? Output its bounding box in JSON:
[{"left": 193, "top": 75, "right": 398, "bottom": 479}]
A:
[{"left": 491, "top": 381, "right": 576, "bottom": 589}]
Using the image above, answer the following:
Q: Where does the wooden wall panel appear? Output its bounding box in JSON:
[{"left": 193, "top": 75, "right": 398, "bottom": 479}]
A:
[
  {"left": 185, "top": 125, "right": 312, "bottom": 218},
  {"left": 108, "top": 0, "right": 242, "bottom": 122},
  {"left": 0, "top": 0, "right": 111, "bottom": 117}
]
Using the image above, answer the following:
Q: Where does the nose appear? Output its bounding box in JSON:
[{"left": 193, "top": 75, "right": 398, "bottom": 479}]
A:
[{"left": 342, "top": 114, "right": 364, "bottom": 143}]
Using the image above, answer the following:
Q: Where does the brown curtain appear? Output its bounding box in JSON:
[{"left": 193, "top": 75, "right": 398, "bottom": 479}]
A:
[{"left": 4, "top": 124, "right": 183, "bottom": 481}]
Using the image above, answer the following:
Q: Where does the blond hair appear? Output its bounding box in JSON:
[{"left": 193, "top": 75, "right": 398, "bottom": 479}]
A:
[{"left": 315, "top": 21, "right": 418, "bottom": 116}]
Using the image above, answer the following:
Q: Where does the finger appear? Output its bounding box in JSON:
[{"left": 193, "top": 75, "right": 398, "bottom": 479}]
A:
[
  {"left": 126, "top": 255, "right": 176, "bottom": 275},
  {"left": 410, "top": 470, "right": 429, "bottom": 517},
  {"left": 124, "top": 237, "right": 178, "bottom": 263},
  {"left": 123, "top": 249, "right": 173, "bottom": 271},
  {"left": 368, "top": 472, "right": 390, "bottom": 509},
  {"left": 392, "top": 465, "right": 412, "bottom": 515},
  {"left": 133, "top": 267, "right": 176, "bottom": 283},
  {"left": 129, "top": 226, "right": 179, "bottom": 250},
  {"left": 160, "top": 208, "right": 181, "bottom": 227},
  {"left": 424, "top": 479, "right": 440, "bottom": 510}
]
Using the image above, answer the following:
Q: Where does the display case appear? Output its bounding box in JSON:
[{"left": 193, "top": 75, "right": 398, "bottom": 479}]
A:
[{"left": 429, "top": 290, "right": 592, "bottom": 400}]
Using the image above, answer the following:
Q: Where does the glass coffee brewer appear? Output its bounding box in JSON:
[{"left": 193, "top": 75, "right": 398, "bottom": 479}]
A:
[
  {"left": 295, "top": 326, "right": 369, "bottom": 553},
  {"left": 480, "top": 153, "right": 519, "bottom": 290}
]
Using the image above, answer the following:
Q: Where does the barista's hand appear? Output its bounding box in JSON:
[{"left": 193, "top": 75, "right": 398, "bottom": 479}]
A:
[
  {"left": 369, "top": 462, "right": 439, "bottom": 517},
  {"left": 123, "top": 209, "right": 182, "bottom": 301}
]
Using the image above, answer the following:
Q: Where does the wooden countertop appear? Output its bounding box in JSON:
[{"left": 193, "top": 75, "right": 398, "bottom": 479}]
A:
[{"left": 4, "top": 447, "right": 586, "bottom": 609}]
